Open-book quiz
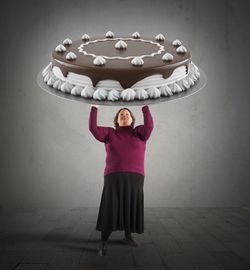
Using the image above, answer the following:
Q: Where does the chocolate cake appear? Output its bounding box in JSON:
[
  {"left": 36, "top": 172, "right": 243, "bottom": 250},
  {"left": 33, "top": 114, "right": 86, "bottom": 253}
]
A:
[{"left": 42, "top": 31, "right": 200, "bottom": 101}]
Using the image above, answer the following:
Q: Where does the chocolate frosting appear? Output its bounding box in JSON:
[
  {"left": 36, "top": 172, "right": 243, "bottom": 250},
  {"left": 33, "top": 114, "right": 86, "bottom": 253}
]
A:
[{"left": 52, "top": 37, "right": 191, "bottom": 89}]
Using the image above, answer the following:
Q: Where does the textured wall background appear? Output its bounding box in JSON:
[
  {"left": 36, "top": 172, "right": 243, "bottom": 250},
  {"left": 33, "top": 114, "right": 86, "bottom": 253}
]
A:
[{"left": 0, "top": 0, "right": 249, "bottom": 209}]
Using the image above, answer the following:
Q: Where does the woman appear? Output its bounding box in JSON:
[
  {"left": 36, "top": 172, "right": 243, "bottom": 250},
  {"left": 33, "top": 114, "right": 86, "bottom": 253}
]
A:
[{"left": 89, "top": 104, "right": 154, "bottom": 256}]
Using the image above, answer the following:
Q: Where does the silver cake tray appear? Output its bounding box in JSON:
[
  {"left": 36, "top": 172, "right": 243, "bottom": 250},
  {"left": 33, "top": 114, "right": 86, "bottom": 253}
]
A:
[{"left": 37, "top": 68, "right": 206, "bottom": 106}]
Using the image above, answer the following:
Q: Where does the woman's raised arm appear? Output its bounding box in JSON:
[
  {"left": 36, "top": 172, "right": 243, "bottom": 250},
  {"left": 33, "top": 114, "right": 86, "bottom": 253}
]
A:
[
  {"left": 135, "top": 105, "right": 154, "bottom": 142},
  {"left": 89, "top": 105, "right": 110, "bottom": 143}
]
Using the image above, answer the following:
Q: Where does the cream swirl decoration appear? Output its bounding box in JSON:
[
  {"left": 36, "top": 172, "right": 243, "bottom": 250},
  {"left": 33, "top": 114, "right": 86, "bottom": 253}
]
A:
[
  {"left": 121, "top": 88, "right": 136, "bottom": 101},
  {"left": 155, "top": 33, "right": 165, "bottom": 41},
  {"left": 82, "top": 34, "right": 90, "bottom": 41},
  {"left": 162, "top": 53, "right": 173, "bottom": 61},
  {"left": 61, "top": 82, "right": 74, "bottom": 93},
  {"left": 71, "top": 85, "right": 83, "bottom": 96},
  {"left": 115, "top": 40, "right": 127, "bottom": 49},
  {"left": 108, "top": 89, "right": 120, "bottom": 101},
  {"left": 135, "top": 88, "right": 148, "bottom": 100},
  {"left": 42, "top": 61, "right": 200, "bottom": 102},
  {"left": 132, "top": 32, "right": 140, "bottom": 38},
  {"left": 55, "top": 44, "right": 66, "bottom": 52},
  {"left": 105, "top": 31, "right": 114, "bottom": 38},
  {"left": 80, "top": 86, "right": 95, "bottom": 98},
  {"left": 176, "top": 45, "right": 187, "bottom": 54},
  {"left": 172, "top": 39, "right": 182, "bottom": 46},
  {"left": 63, "top": 38, "right": 72, "bottom": 45},
  {"left": 66, "top": 52, "right": 77, "bottom": 60},
  {"left": 131, "top": 56, "right": 144, "bottom": 66},
  {"left": 147, "top": 86, "right": 162, "bottom": 98},
  {"left": 93, "top": 87, "right": 108, "bottom": 100},
  {"left": 93, "top": 56, "right": 106, "bottom": 66}
]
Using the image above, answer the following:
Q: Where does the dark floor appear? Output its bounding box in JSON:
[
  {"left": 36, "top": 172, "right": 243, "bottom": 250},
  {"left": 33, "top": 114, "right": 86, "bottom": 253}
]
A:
[{"left": 0, "top": 207, "right": 250, "bottom": 270}]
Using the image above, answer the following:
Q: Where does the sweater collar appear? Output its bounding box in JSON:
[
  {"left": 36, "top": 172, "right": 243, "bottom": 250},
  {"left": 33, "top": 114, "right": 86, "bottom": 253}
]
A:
[{"left": 116, "top": 125, "right": 133, "bottom": 130}]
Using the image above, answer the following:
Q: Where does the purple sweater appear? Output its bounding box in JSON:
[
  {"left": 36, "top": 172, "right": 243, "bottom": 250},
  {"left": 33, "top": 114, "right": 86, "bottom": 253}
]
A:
[{"left": 89, "top": 105, "right": 154, "bottom": 176}]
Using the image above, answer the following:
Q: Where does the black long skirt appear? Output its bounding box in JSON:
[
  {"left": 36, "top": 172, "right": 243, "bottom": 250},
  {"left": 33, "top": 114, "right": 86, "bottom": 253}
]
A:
[{"left": 96, "top": 171, "right": 145, "bottom": 234}]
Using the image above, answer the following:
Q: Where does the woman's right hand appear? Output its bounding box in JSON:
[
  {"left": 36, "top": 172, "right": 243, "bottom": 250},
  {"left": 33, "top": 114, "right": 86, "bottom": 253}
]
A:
[{"left": 91, "top": 104, "right": 99, "bottom": 108}]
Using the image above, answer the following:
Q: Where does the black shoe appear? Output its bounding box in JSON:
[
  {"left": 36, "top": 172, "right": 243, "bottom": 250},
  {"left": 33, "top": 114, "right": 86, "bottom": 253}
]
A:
[
  {"left": 98, "top": 241, "right": 107, "bottom": 256},
  {"left": 123, "top": 235, "right": 141, "bottom": 247}
]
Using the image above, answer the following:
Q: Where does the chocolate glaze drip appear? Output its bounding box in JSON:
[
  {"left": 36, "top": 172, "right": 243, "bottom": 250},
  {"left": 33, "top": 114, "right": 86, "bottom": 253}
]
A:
[{"left": 52, "top": 37, "right": 191, "bottom": 89}]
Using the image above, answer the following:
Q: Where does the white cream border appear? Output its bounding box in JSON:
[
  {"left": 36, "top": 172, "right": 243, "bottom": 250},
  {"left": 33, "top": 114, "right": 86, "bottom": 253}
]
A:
[{"left": 77, "top": 38, "right": 165, "bottom": 60}]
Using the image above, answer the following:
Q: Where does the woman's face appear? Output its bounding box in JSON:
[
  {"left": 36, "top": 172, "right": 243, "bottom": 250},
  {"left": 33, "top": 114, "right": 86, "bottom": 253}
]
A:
[{"left": 117, "top": 109, "right": 133, "bottom": 126}]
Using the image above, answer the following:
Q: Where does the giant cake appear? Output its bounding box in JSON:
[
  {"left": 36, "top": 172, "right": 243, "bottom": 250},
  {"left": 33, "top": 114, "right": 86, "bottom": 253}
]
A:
[{"left": 42, "top": 31, "right": 200, "bottom": 101}]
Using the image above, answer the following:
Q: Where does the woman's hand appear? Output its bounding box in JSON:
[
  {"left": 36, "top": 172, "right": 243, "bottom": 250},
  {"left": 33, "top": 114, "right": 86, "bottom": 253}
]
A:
[{"left": 91, "top": 104, "right": 99, "bottom": 108}]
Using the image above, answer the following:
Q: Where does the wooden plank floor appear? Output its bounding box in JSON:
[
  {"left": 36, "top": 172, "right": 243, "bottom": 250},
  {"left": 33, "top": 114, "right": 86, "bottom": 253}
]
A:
[{"left": 0, "top": 207, "right": 250, "bottom": 269}]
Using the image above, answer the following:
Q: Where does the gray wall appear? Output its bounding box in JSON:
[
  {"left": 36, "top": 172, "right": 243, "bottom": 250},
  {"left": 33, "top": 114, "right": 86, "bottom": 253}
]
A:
[{"left": 1, "top": 0, "right": 249, "bottom": 209}]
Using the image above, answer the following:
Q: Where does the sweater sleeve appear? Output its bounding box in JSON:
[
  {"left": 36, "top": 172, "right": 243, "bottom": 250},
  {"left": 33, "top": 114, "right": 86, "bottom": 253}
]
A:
[
  {"left": 89, "top": 106, "right": 110, "bottom": 143},
  {"left": 135, "top": 105, "right": 154, "bottom": 142}
]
